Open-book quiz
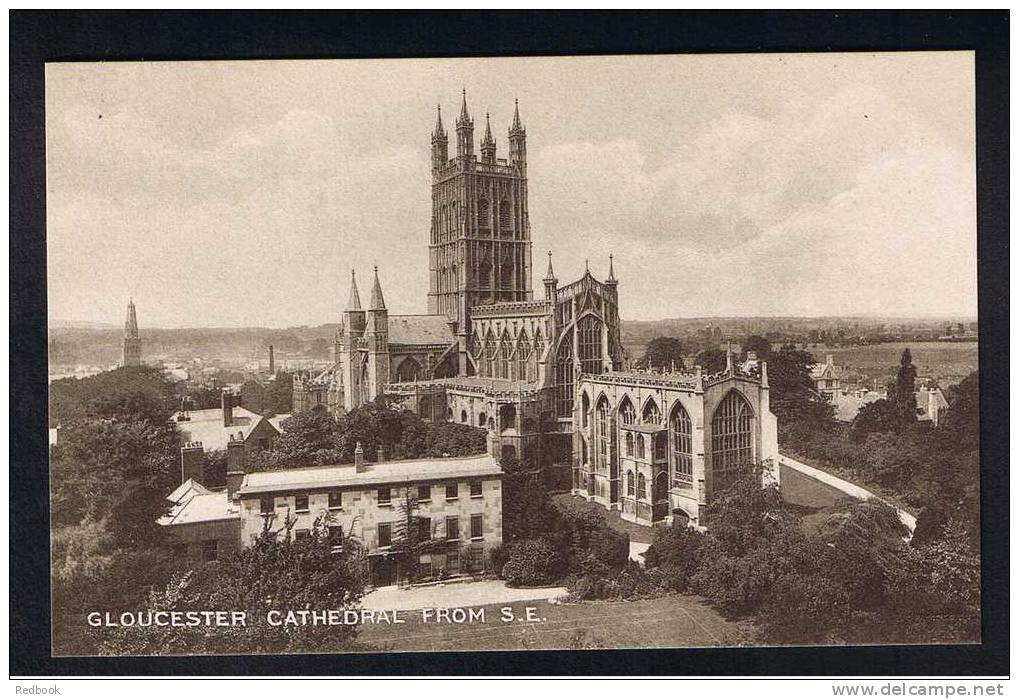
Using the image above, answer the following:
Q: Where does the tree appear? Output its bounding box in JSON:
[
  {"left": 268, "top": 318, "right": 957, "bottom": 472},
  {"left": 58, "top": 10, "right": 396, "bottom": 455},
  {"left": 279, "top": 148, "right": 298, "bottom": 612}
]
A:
[
  {"left": 50, "top": 418, "right": 181, "bottom": 546},
  {"left": 768, "top": 344, "right": 833, "bottom": 428},
  {"left": 937, "top": 371, "right": 979, "bottom": 454},
  {"left": 742, "top": 334, "right": 772, "bottom": 359},
  {"left": 849, "top": 399, "right": 902, "bottom": 442},
  {"left": 97, "top": 515, "right": 367, "bottom": 655},
  {"left": 49, "top": 366, "right": 177, "bottom": 426},
  {"left": 694, "top": 348, "right": 727, "bottom": 374},
  {"left": 890, "top": 348, "right": 918, "bottom": 425},
  {"left": 639, "top": 337, "right": 685, "bottom": 371},
  {"left": 248, "top": 407, "right": 343, "bottom": 470}
]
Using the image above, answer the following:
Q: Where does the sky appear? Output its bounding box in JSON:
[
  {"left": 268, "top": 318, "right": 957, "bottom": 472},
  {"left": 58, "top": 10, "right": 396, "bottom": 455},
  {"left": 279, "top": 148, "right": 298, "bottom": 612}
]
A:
[{"left": 46, "top": 53, "right": 977, "bottom": 328}]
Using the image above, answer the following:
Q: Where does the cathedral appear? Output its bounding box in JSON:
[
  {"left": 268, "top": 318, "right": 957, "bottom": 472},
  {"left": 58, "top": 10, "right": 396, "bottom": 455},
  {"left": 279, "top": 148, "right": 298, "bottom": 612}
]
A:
[
  {"left": 122, "top": 299, "right": 142, "bottom": 367},
  {"left": 293, "top": 90, "right": 777, "bottom": 526}
]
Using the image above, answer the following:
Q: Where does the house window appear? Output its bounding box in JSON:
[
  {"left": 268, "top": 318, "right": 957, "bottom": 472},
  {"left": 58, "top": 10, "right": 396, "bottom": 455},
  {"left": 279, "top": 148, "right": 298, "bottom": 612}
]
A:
[
  {"left": 417, "top": 484, "right": 431, "bottom": 502},
  {"left": 469, "top": 480, "right": 483, "bottom": 498},
  {"left": 294, "top": 494, "right": 309, "bottom": 513},
  {"left": 378, "top": 523, "right": 393, "bottom": 548},
  {"left": 470, "top": 514, "right": 483, "bottom": 540},
  {"left": 418, "top": 516, "right": 432, "bottom": 543},
  {"left": 446, "top": 483, "right": 459, "bottom": 500},
  {"left": 328, "top": 491, "right": 343, "bottom": 509},
  {"left": 201, "top": 540, "right": 218, "bottom": 563},
  {"left": 468, "top": 544, "right": 485, "bottom": 572},
  {"left": 328, "top": 525, "right": 344, "bottom": 548},
  {"left": 446, "top": 549, "right": 460, "bottom": 575},
  {"left": 378, "top": 487, "right": 392, "bottom": 505},
  {"left": 295, "top": 529, "right": 311, "bottom": 541},
  {"left": 446, "top": 516, "right": 459, "bottom": 541},
  {"left": 259, "top": 497, "right": 273, "bottom": 515}
]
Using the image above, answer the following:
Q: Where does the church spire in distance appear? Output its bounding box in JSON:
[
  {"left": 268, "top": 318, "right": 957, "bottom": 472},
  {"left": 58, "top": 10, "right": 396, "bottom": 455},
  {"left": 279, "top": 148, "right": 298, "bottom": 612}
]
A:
[
  {"left": 480, "top": 112, "right": 496, "bottom": 163},
  {"left": 347, "top": 269, "right": 362, "bottom": 311},
  {"left": 457, "top": 88, "right": 472, "bottom": 126},
  {"left": 369, "top": 265, "right": 386, "bottom": 310},
  {"left": 607, "top": 253, "right": 617, "bottom": 283},
  {"left": 124, "top": 298, "right": 138, "bottom": 338}
]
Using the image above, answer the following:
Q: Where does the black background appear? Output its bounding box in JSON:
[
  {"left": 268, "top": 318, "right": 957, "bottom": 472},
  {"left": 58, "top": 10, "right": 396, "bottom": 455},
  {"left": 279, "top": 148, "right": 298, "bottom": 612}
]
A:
[{"left": 10, "top": 10, "right": 1009, "bottom": 677}]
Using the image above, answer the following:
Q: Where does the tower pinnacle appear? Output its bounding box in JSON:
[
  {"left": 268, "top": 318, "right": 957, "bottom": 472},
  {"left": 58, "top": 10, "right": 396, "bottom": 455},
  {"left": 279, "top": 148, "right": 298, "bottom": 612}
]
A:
[
  {"left": 544, "top": 250, "right": 557, "bottom": 281},
  {"left": 369, "top": 265, "right": 386, "bottom": 310},
  {"left": 432, "top": 103, "right": 445, "bottom": 138},
  {"left": 457, "top": 88, "right": 472, "bottom": 126},
  {"left": 347, "top": 269, "right": 362, "bottom": 311},
  {"left": 510, "top": 97, "right": 525, "bottom": 136},
  {"left": 607, "top": 253, "right": 617, "bottom": 283}
]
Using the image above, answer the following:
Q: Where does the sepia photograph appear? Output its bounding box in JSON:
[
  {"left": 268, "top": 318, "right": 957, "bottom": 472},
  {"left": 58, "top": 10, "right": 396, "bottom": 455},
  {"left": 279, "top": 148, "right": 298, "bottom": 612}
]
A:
[
  {"left": 42, "top": 50, "right": 984, "bottom": 656},
  {"left": 11, "top": 9, "right": 1008, "bottom": 680}
]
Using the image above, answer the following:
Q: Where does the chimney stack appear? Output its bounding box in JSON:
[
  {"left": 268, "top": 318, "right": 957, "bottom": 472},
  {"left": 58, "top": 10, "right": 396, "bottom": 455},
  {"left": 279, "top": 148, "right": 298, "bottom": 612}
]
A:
[
  {"left": 221, "top": 389, "right": 240, "bottom": 427},
  {"left": 180, "top": 442, "right": 205, "bottom": 485},
  {"left": 268, "top": 345, "right": 275, "bottom": 375},
  {"left": 354, "top": 441, "right": 366, "bottom": 473},
  {"left": 226, "top": 434, "right": 246, "bottom": 501}
]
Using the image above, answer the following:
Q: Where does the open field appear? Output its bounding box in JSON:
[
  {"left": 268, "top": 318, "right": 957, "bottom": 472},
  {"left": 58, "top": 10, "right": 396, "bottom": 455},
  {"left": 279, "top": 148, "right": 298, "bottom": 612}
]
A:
[
  {"left": 811, "top": 342, "right": 977, "bottom": 386},
  {"left": 357, "top": 595, "right": 749, "bottom": 651}
]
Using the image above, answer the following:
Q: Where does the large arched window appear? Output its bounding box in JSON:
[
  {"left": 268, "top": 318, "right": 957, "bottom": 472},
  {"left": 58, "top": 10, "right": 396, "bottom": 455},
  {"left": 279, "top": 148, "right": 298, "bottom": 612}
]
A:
[
  {"left": 478, "top": 199, "right": 490, "bottom": 228},
  {"left": 516, "top": 334, "right": 530, "bottom": 381},
  {"left": 395, "top": 357, "right": 422, "bottom": 383},
  {"left": 595, "top": 396, "right": 611, "bottom": 475},
  {"left": 618, "top": 397, "right": 636, "bottom": 426},
  {"left": 711, "top": 391, "right": 754, "bottom": 493},
  {"left": 499, "top": 199, "right": 511, "bottom": 233},
  {"left": 554, "top": 333, "right": 575, "bottom": 418},
  {"left": 670, "top": 402, "right": 694, "bottom": 488},
  {"left": 499, "top": 333, "right": 512, "bottom": 378},
  {"left": 642, "top": 398, "right": 662, "bottom": 426},
  {"left": 624, "top": 432, "right": 634, "bottom": 457},
  {"left": 577, "top": 315, "right": 603, "bottom": 376},
  {"left": 637, "top": 473, "right": 647, "bottom": 500},
  {"left": 580, "top": 391, "right": 590, "bottom": 428},
  {"left": 626, "top": 470, "right": 635, "bottom": 497},
  {"left": 478, "top": 259, "right": 492, "bottom": 289}
]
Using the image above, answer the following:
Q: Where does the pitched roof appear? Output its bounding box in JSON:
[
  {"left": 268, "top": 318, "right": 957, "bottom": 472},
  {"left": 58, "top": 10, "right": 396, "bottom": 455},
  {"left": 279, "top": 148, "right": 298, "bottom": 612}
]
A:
[
  {"left": 160, "top": 480, "right": 239, "bottom": 526},
  {"left": 237, "top": 453, "right": 501, "bottom": 496},
  {"left": 387, "top": 314, "right": 454, "bottom": 346},
  {"left": 170, "top": 406, "right": 278, "bottom": 452}
]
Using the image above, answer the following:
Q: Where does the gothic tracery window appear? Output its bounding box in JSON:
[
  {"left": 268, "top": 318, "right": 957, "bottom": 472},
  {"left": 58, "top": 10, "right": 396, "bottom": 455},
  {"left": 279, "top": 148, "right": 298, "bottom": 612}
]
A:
[
  {"left": 595, "top": 396, "right": 611, "bottom": 475},
  {"left": 618, "top": 397, "right": 636, "bottom": 426},
  {"left": 499, "top": 200, "right": 511, "bottom": 233},
  {"left": 637, "top": 473, "right": 647, "bottom": 500},
  {"left": 553, "top": 333, "right": 575, "bottom": 418},
  {"left": 670, "top": 402, "right": 693, "bottom": 488},
  {"left": 478, "top": 199, "right": 490, "bottom": 229},
  {"left": 624, "top": 432, "right": 634, "bottom": 457},
  {"left": 577, "top": 314, "right": 603, "bottom": 376},
  {"left": 711, "top": 390, "right": 754, "bottom": 494},
  {"left": 636, "top": 433, "right": 646, "bottom": 460},
  {"left": 642, "top": 399, "right": 662, "bottom": 426},
  {"left": 626, "top": 471, "right": 635, "bottom": 497},
  {"left": 395, "top": 357, "right": 422, "bottom": 383}
]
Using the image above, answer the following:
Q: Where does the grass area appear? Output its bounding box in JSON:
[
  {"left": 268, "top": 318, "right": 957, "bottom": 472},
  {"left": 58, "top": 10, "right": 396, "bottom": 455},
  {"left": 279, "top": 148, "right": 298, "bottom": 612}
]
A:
[
  {"left": 812, "top": 342, "right": 977, "bottom": 385},
  {"left": 357, "top": 595, "right": 750, "bottom": 651}
]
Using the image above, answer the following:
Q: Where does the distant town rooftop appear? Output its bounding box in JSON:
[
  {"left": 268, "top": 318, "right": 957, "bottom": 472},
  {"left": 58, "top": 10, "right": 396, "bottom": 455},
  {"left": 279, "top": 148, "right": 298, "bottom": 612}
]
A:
[{"left": 236, "top": 453, "right": 502, "bottom": 497}]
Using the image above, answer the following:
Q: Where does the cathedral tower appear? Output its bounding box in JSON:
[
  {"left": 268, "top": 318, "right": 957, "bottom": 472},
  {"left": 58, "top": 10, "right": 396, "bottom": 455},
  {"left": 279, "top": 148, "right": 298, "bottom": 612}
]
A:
[
  {"left": 341, "top": 270, "right": 366, "bottom": 412},
  {"left": 427, "top": 91, "right": 533, "bottom": 324},
  {"left": 364, "top": 266, "right": 390, "bottom": 400},
  {"left": 122, "top": 299, "right": 142, "bottom": 367}
]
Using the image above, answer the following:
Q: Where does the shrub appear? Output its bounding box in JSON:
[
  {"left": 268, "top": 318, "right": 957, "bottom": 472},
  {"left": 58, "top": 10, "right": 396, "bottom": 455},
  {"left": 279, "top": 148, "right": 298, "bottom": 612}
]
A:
[
  {"left": 501, "top": 538, "right": 559, "bottom": 587},
  {"left": 643, "top": 523, "right": 705, "bottom": 592}
]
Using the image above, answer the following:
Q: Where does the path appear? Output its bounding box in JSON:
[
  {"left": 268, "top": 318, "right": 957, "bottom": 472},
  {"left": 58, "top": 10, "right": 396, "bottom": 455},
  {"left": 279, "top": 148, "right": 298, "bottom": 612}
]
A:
[{"left": 362, "top": 579, "right": 567, "bottom": 611}]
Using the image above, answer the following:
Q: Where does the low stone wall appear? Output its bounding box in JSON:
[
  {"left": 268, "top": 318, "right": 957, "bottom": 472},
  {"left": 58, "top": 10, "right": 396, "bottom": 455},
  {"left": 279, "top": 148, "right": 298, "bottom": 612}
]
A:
[{"left": 777, "top": 453, "right": 917, "bottom": 535}]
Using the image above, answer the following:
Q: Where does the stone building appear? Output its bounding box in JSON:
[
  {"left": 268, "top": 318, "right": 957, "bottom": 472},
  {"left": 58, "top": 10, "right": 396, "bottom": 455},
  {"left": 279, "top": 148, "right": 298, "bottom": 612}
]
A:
[
  {"left": 571, "top": 350, "right": 779, "bottom": 528},
  {"left": 292, "top": 91, "right": 623, "bottom": 468},
  {"left": 122, "top": 299, "right": 142, "bottom": 367},
  {"left": 235, "top": 450, "right": 503, "bottom": 587}
]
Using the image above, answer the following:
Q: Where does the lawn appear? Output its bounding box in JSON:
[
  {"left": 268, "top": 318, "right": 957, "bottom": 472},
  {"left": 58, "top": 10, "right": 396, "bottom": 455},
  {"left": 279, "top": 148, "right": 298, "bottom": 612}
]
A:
[{"left": 356, "top": 595, "right": 750, "bottom": 651}]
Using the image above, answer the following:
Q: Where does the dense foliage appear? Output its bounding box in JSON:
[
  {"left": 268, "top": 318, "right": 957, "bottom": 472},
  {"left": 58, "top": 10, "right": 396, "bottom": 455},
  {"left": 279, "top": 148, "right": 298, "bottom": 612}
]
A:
[
  {"left": 246, "top": 396, "right": 487, "bottom": 471},
  {"left": 50, "top": 366, "right": 177, "bottom": 426},
  {"left": 639, "top": 337, "right": 686, "bottom": 371},
  {"left": 97, "top": 516, "right": 367, "bottom": 655},
  {"left": 498, "top": 460, "right": 629, "bottom": 586}
]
